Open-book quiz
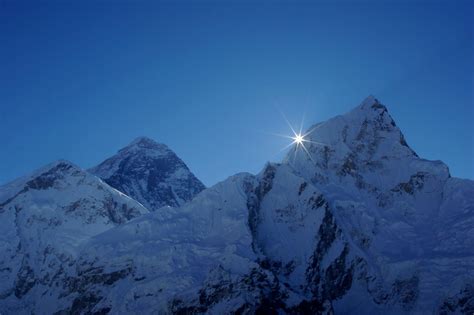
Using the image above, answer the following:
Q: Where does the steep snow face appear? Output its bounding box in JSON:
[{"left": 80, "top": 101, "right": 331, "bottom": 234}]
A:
[
  {"left": 0, "top": 160, "right": 148, "bottom": 313},
  {"left": 90, "top": 137, "right": 205, "bottom": 211}
]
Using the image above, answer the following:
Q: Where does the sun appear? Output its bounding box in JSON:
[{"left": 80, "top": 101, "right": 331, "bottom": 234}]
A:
[
  {"left": 270, "top": 110, "right": 327, "bottom": 163},
  {"left": 293, "top": 134, "right": 304, "bottom": 145}
]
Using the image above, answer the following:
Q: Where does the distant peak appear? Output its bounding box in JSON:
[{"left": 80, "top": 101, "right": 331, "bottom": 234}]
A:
[
  {"left": 355, "top": 95, "right": 389, "bottom": 113},
  {"left": 131, "top": 136, "right": 156, "bottom": 144},
  {"left": 130, "top": 136, "right": 160, "bottom": 147},
  {"left": 16, "top": 160, "right": 84, "bottom": 191},
  {"left": 120, "top": 137, "right": 170, "bottom": 153},
  {"left": 35, "top": 160, "right": 84, "bottom": 179},
  {"left": 42, "top": 159, "right": 80, "bottom": 172},
  {"left": 363, "top": 94, "right": 377, "bottom": 103}
]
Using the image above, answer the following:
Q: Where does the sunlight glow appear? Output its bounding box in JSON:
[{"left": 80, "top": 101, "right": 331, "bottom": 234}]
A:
[
  {"left": 272, "top": 110, "right": 327, "bottom": 163},
  {"left": 293, "top": 134, "right": 304, "bottom": 144}
]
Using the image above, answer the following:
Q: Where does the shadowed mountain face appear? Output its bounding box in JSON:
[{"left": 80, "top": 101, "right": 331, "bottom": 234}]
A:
[
  {"left": 89, "top": 137, "right": 205, "bottom": 211},
  {"left": 1, "top": 97, "right": 473, "bottom": 314}
]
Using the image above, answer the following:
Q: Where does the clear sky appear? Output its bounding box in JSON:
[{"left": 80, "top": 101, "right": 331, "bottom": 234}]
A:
[{"left": 1, "top": 0, "right": 473, "bottom": 186}]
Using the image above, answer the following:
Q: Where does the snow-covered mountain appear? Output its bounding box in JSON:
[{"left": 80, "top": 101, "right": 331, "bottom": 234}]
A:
[
  {"left": 90, "top": 137, "right": 205, "bottom": 211},
  {"left": 0, "top": 160, "right": 148, "bottom": 313},
  {"left": 1, "top": 97, "right": 473, "bottom": 314}
]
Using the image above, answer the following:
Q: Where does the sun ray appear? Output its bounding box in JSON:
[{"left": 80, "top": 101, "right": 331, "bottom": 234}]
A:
[
  {"left": 269, "top": 132, "right": 297, "bottom": 140},
  {"left": 302, "top": 126, "right": 318, "bottom": 138},
  {"left": 300, "top": 142, "right": 316, "bottom": 163},
  {"left": 269, "top": 110, "right": 328, "bottom": 164},
  {"left": 279, "top": 140, "right": 298, "bottom": 152},
  {"left": 302, "top": 120, "right": 331, "bottom": 138},
  {"left": 279, "top": 110, "right": 298, "bottom": 137},
  {"left": 301, "top": 139, "right": 326, "bottom": 146},
  {"left": 292, "top": 143, "right": 299, "bottom": 162},
  {"left": 299, "top": 112, "right": 305, "bottom": 135}
]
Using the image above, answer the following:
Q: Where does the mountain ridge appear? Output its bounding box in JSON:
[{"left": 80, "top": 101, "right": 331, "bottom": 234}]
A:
[
  {"left": 0, "top": 96, "right": 472, "bottom": 314},
  {"left": 34, "top": 96, "right": 472, "bottom": 314}
]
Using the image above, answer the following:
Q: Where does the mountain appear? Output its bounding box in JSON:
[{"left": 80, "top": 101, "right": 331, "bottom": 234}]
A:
[
  {"left": 89, "top": 137, "right": 206, "bottom": 211},
  {"left": 37, "top": 96, "right": 473, "bottom": 314},
  {"left": 0, "top": 160, "right": 148, "bottom": 313},
  {"left": 1, "top": 97, "right": 473, "bottom": 314}
]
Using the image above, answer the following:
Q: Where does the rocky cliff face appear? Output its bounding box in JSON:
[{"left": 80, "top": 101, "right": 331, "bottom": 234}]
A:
[
  {"left": 1, "top": 97, "right": 473, "bottom": 314},
  {"left": 89, "top": 137, "right": 205, "bottom": 211}
]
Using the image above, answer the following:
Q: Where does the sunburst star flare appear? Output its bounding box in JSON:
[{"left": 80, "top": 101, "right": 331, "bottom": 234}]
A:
[{"left": 274, "top": 111, "right": 327, "bottom": 163}]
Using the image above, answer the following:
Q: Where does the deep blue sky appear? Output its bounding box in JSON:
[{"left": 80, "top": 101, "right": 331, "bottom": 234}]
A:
[{"left": 1, "top": 0, "right": 473, "bottom": 186}]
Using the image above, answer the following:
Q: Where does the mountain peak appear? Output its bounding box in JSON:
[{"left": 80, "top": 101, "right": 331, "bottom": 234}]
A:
[
  {"left": 120, "top": 137, "right": 171, "bottom": 154},
  {"left": 0, "top": 160, "right": 82, "bottom": 202},
  {"left": 129, "top": 136, "right": 163, "bottom": 148},
  {"left": 41, "top": 159, "right": 80, "bottom": 173},
  {"left": 284, "top": 96, "right": 440, "bottom": 190},
  {"left": 353, "top": 95, "right": 389, "bottom": 118},
  {"left": 292, "top": 96, "right": 402, "bottom": 152},
  {"left": 16, "top": 159, "right": 82, "bottom": 187},
  {"left": 358, "top": 94, "right": 378, "bottom": 108},
  {"left": 90, "top": 137, "right": 205, "bottom": 210}
]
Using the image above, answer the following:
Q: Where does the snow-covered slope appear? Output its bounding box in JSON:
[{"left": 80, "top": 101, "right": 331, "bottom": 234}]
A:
[
  {"left": 0, "top": 160, "right": 148, "bottom": 313},
  {"left": 2, "top": 97, "right": 473, "bottom": 314},
  {"left": 90, "top": 137, "right": 205, "bottom": 211}
]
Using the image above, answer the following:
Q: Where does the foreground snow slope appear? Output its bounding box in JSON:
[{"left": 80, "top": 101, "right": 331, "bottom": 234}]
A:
[
  {"left": 90, "top": 137, "right": 205, "bottom": 211},
  {"left": 0, "top": 161, "right": 148, "bottom": 313}
]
